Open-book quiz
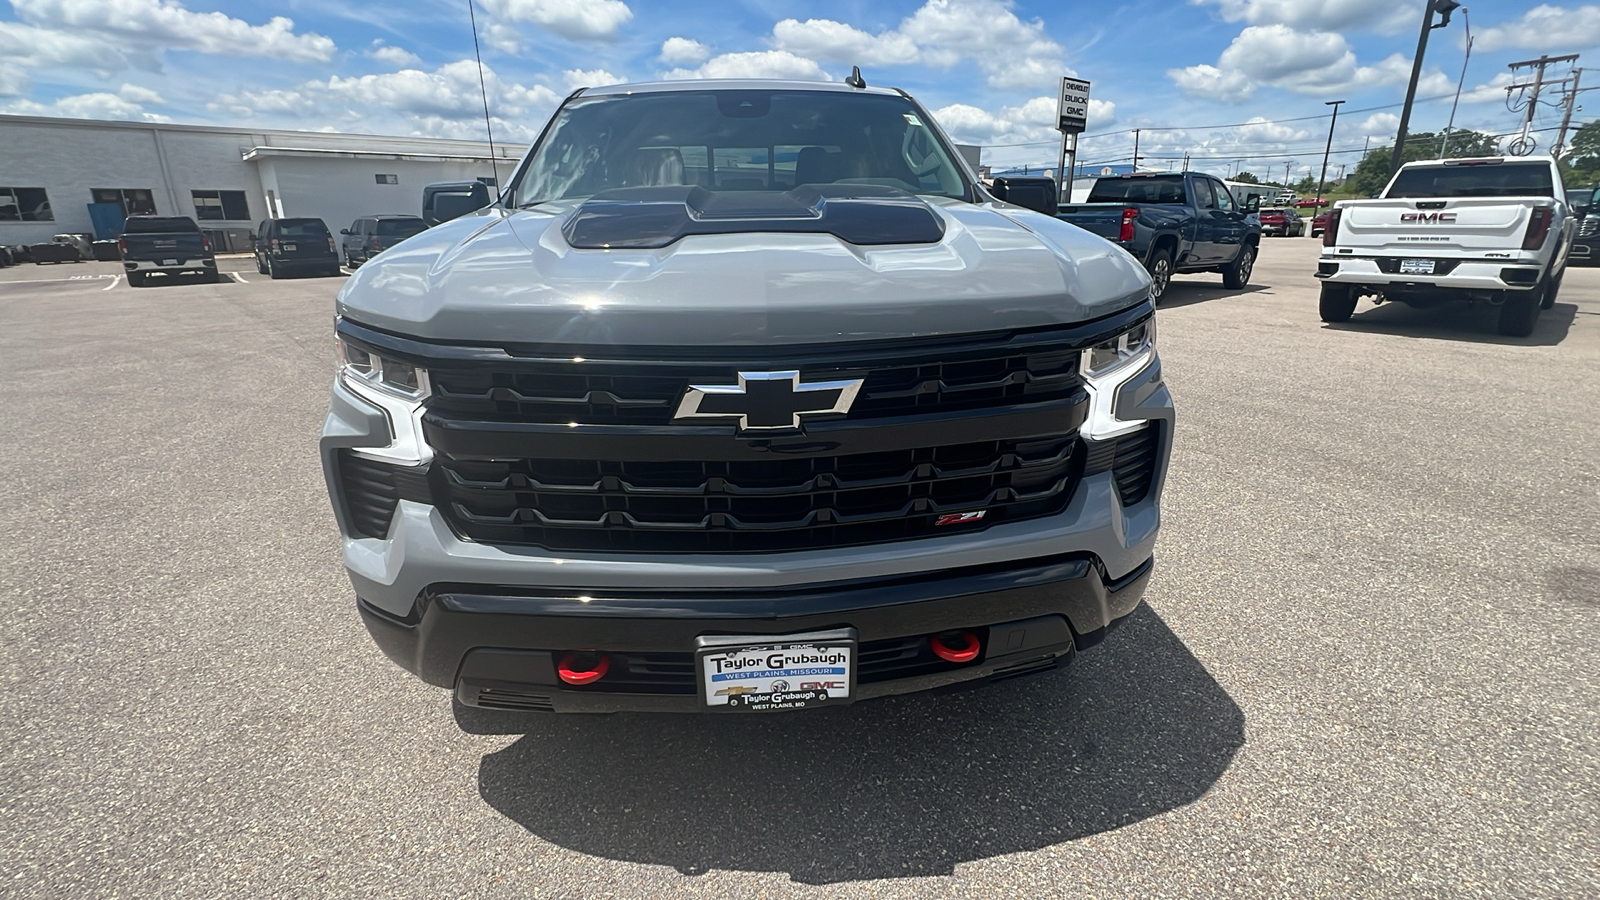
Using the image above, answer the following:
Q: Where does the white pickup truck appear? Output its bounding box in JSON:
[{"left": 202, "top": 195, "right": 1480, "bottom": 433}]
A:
[{"left": 1316, "top": 156, "right": 1573, "bottom": 336}]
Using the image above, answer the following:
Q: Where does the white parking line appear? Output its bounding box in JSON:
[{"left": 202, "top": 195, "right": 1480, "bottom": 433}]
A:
[
  {"left": 102, "top": 275, "right": 123, "bottom": 291},
  {"left": 231, "top": 272, "right": 249, "bottom": 284}
]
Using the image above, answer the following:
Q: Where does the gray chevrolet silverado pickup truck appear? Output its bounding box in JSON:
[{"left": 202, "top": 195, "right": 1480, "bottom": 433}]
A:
[{"left": 321, "top": 80, "right": 1173, "bottom": 715}]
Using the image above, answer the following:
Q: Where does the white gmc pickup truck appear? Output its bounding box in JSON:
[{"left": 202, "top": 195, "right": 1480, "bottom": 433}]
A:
[{"left": 1316, "top": 156, "right": 1573, "bottom": 336}]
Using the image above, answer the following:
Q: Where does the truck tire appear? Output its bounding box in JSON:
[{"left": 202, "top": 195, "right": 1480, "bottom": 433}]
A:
[
  {"left": 1222, "top": 243, "right": 1255, "bottom": 289},
  {"left": 1497, "top": 286, "right": 1542, "bottom": 337},
  {"left": 1319, "top": 284, "right": 1356, "bottom": 322},
  {"left": 267, "top": 257, "right": 281, "bottom": 280},
  {"left": 256, "top": 255, "right": 267, "bottom": 275},
  {"left": 1542, "top": 271, "right": 1562, "bottom": 309},
  {"left": 1145, "top": 248, "right": 1173, "bottom": 303}
]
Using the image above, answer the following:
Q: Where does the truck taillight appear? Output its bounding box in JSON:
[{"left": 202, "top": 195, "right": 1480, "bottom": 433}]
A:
[
  {"left": 270, "top": 238, "right": 280, "bottom": 252},
  {"left": 1119, "top": 207, "right": 1137, "bottom": 243},
  {"left": 327, "top": 234, "right": 337, "bottom": 253},
  {"left": 1522, "top": 207, "right": 1553, "bottom": 251},
  {"left": 202, "top": 235, "right": 213, "bottom": 252},
  {"left": 370, "top": 238, "right": 382, "bottom": 252},
  {"left": 1322, "top": 209, "right": 1342, "bottom": 247},
  {"left": 117, "top": 237, "right": 126, "bottom": 258}
]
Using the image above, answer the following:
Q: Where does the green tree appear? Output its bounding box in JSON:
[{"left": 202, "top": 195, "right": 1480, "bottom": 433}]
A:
[
  {"left": 1294, "top": 175, "right": 1316, "bottom": 193},
  {"left": 1233, "top": 171, "right": 1260, "bottom": 184},
  {"left": 1344, "top": 130, "right": 1500, "bottom": 197},
  {"left": 1559, "top": 120, "right": 1600, "bottom": 187}
]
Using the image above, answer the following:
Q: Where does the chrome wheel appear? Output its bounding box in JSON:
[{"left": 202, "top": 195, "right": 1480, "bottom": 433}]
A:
[{"left": 1148, "top": 255, "right": 1172, "bottom": 301}]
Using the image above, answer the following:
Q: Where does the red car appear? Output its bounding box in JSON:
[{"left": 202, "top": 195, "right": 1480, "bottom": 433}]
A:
[
  {"left": 1294, "top": 198, "right": 1328, "bottom": 208},
  {"left": 1258, "top": 207, "right": 1304, "bottom": 237},
  {"left": 1311, "top": 211, "right": 1331, "bottom": 238}
]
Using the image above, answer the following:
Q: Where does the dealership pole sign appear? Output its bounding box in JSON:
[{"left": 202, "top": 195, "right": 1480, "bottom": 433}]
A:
[
  {"left": 1055, "top": 77, "right": 1090, "bottom": 203},
  {"left": 1057, "top": 77, "right": 1091, "bottom": 134}
]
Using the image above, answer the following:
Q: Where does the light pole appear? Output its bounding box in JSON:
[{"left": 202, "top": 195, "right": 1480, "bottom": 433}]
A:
[
  {"left": 1440, "top": 7, "right": 1473, "bottom": 157},
  {"left": 1392, "top": 0, "right": 1462, "bottom": 174},
  {"left": 1317, "top": 100, "right": 1345, "bottom": 208}
]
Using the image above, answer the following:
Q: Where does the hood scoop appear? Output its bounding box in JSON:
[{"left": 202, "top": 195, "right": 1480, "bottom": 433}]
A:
[{"left": 562, "top": 184, "right": 946, "bottom": 250}]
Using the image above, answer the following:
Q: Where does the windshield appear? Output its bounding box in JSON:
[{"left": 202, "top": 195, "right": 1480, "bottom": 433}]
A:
[
  {"left": 1386, "top": 162, "right": 1555, "bottom": 198},
  {"left": 277, "top": 219, "right": 329, "bottom": 238},
  {"left": 510, "top": 89, "right": 970, "bottom": 205},
  {"left": 376, "top": 219, "right": 426, "bottom": 237},
  {"left": 1086, "top": 176, "right": 1188, "bottom": 204}
]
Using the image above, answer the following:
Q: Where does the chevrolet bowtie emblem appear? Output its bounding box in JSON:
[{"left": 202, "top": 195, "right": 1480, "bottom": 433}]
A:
[{"left": 673, "top": 370, "right": 864, "bottom": 431}]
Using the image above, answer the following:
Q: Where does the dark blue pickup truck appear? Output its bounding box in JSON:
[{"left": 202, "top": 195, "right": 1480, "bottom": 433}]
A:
[{"left": 1057, "top": 172, "right": 1260, "bottom": 302}]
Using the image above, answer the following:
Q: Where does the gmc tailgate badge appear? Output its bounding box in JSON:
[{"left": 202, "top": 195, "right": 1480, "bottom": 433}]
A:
[{"left": 674, "top": 371, "right": 863, "bottom": 430}]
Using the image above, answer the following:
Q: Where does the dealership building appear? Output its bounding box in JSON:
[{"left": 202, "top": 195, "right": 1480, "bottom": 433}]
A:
[{"left": 0, "top": 114, "right": 527, "bottom": 251}]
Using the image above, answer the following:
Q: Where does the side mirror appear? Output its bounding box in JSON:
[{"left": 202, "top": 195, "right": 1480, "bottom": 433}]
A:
[
  {"left": 1243, "top": 196, "right": 1261, "bottom": 213},
  {"left": 339, "top": 228, "right": 350, "bottom": 235},
  {"left": 422, "top": 181, "right": 492, "bottom": 226}
]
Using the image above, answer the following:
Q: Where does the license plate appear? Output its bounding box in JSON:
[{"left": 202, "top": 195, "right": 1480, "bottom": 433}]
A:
[
  {"left": 282, "top": 243, "right": 297, "bottom": 251},
  {"left": 1399, "top": 259, "right": 1435, "bottom": 274},
  {"left": 697, "top": 629, "right": 855, "bottom": 711},
  {"left": 162, "top": 258, "right": 178, "bottom": 266}
]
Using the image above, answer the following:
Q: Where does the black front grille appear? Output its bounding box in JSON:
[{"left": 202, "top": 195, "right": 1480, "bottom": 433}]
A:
[
  {"left": 337, "top": 451, "right": 430, "bottom": 538},
  {"left": 1110, "top": 424, "right": 1161, "bottom": 506},
  {"left": 436, "top": 435, "right": 1081, "bottom": 553},
  {"left": 425, "top": 346, "right": 1081, "bottom": 426}
]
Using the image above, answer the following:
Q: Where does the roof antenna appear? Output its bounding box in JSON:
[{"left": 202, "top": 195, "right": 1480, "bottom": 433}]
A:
[
  {"left": 845, "top": 66, "right": 866, "bottom": 89},
  {"left": 466, "top": 0, "right": 501, "bottom": 189}
]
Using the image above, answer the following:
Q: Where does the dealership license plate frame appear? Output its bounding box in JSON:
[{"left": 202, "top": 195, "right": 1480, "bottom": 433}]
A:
[
  {"left": 696, "top": 628, "right": 857, "bottom": 713},
  {"left": 1399, "top": 259, "right": 1436, "bottom": 275}
]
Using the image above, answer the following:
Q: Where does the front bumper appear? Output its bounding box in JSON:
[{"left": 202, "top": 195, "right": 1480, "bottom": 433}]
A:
[{"left": 361, "top": 552, "right": 1152, "bottom": 712}]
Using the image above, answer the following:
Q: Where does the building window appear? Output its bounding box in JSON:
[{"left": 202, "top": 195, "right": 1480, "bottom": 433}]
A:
[
  {"left": 191, "top": 190, "right": 250, "bottom": 221},
  {"left": 476, "top": 176, "right": 498, "bottom": 187},
  {"left": 0, "top": 187, "right": 53, "bottom": 221},
  {"left": 375, "top": 174, "right": 399, "bottom": 185},
  {"left": 93, "top": 188, "right": 157, "bottom": 216}
]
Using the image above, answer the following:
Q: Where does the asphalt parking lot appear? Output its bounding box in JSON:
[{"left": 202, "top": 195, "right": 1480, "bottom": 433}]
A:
[{"left": 2, "top": 240, "right": 1597, "bottom": 898}]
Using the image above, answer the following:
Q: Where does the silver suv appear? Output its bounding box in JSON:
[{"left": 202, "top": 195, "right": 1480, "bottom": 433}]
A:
[{"left": 321, "top": 80, "right": 1172, "bottom": 715}]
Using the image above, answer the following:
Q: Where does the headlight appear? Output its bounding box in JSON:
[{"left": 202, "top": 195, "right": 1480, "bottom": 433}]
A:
[
  {"left": 1081, "top": 316, "right": 1155, "bottom": 380},
  {"left": 1079, "top": 315, "right": 1156, "bottom": 441},
  {"left": 337, "top": 336, "right": 430, "bottom": 400}
]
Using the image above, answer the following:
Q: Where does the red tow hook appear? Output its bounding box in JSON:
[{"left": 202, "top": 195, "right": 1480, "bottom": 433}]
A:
[
  {"left": 930, "top": 631, "right": 981, "bottom": 664},
  {"left": 556, "top": 651, "right": 610, "bottom": 685}
]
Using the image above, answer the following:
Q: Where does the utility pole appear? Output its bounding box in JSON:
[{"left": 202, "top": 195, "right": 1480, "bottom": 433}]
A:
[
  {"left": 1506, "top": 54, "right": 1581, "bottom": 155},
  {"left": 1132, "top": 129, "right": 1141, "bottom": 169},
  {"left": 1392, "top": 0, "right": 1462, "bottom": 174},
  {"left": 1440, "top": 7, "right": 1473, "bottom": 158},
  {"left": 1317, "top": 100, "right": 1345, "bottom": 208},
  {"left": 1555, "top": 69, "right": 1584, "bottom": 158}
]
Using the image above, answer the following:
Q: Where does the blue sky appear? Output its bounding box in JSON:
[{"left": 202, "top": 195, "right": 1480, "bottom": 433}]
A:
[{"left": 1, "top": 0, "right": 1593, "bottom": 181}]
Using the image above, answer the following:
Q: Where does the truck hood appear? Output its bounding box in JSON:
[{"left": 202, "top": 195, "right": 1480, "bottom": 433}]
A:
[{"left": 335, "top": 195, "right": 1151, "bottom": 346}]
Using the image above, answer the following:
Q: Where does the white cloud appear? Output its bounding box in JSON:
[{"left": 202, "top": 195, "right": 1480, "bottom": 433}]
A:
[
  {"left": 772, "top": 18, "right": 920, "bottom": 65},
  {"left": 0, "top": 21, "right": 135, "bottom": 76},
  {"left": 369, "top": 42, "right": 422, "bottom": 68},
  {"left": 484, "top": 23, "right": 523, "bottom": 55},
  {"left": 564, "top": 68, "right": 623, "bottom": 90},
  {"left": 0, "top": 65, "right": 29, "bottom": 97},
  {"left": 1358, "top": 112, "right": 1399, "bottom": 137},
  {"left": 1459, "top": 73, "right": 1516, "bottom": 105},
  {"left": 664, "top": 50, "right": 830, "bottom": 82},
  {"left": 1195, "top": 0, "right": 1413, "bottom": 33},
  {"left": 1170, "top": 25, "right": 1453, "bottom": 100},
  {"left": 118, "top": 84, "right": 164, "bottom": 104},
  {"left": 12, "top": 0, "right": 336, "bottom": 63},
  {"left": 478, "top": 0, "right": 633, "bottom": 41},
  {"left": 1169, "top": 64, "right": 1255, "bottom": 103},
  {"left": 2, "top": 91, "right": 171, "bottom": 123},
  {"left": 768, "top": 0, "right": 1066, "bottom": 91},
  {"left": 1475, "top": 5, "right": 1600, "bottom": 52},
  {"left": 931, "top": 94, "right": 1116, "bottom": 149},
  {"left": 659, "top": 37, "right": 710, "bottom": 65},
  {"left": 211, "top": 59, "right": 562, "bottom": 141}
]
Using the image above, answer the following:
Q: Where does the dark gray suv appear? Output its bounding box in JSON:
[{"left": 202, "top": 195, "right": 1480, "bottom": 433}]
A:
[{"left": 339, "top": 215, "right": 427, "bottom": 268}]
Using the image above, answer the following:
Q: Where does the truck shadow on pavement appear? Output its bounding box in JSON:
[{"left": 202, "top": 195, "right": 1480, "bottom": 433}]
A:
[
  {"left": 1156, "top": 282, "right": 1269, "bottom": 310},
  {"left": 1326, "top": 301, "right": 1578, "bottom": 347},
  {"left": 467, "top": 605, "right": 1243, "bottom": 884}
]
